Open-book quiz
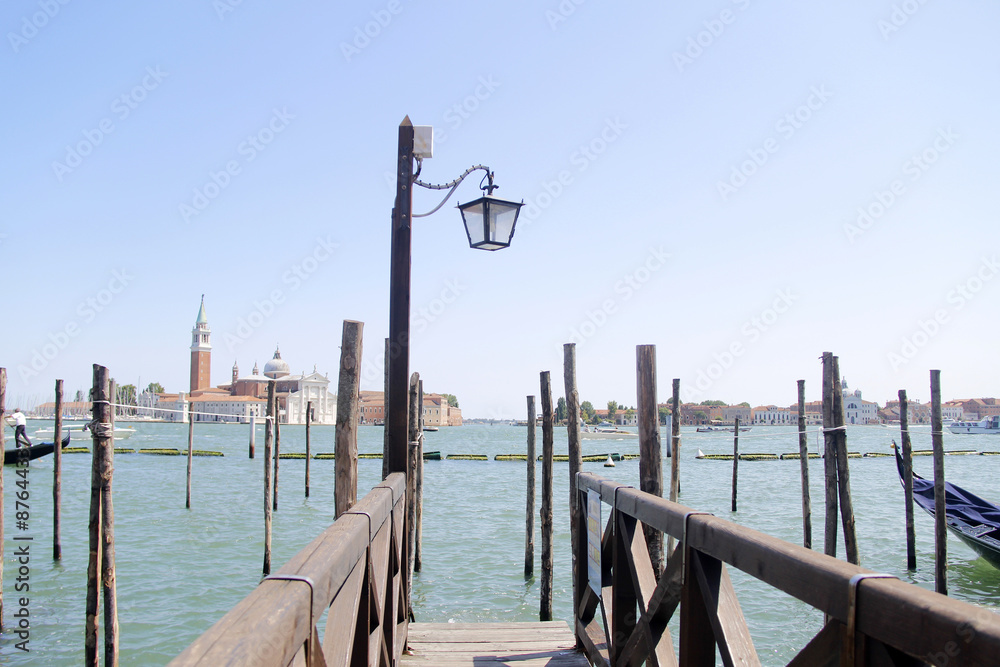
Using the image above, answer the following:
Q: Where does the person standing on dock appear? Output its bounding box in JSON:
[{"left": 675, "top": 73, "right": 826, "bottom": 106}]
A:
[{"left": 7, "top": 408, "right": 31, "bottom": 446}]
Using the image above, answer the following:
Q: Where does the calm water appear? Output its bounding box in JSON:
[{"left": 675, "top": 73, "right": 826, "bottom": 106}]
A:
[{"left": 2, "top": 422, "right": 999, "bottom": 665}]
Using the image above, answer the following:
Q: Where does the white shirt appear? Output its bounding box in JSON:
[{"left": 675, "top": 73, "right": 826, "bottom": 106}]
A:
[{"left": 9, "top": 412, "right": 26, "bottom": 427}]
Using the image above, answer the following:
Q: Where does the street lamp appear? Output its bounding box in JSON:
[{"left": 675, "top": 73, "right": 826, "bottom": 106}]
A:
[{"left": 385, "top": 117, "right": 522, "bottom": 476}]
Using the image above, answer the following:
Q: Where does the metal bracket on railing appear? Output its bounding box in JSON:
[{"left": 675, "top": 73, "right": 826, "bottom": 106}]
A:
[
  {"left": 264, "top": 574, "right": 318, "bottom": 663},
  {"left": 680, "top": 511, "right": 713, "bottom": 586},
  {"left": 844, "top": 573, "right": 897, "bottom": 667}
]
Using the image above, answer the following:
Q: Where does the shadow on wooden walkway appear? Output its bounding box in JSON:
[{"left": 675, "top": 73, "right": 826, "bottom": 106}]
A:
[{"left": 401, "top": 621, "right": 590, "bottom": 666}]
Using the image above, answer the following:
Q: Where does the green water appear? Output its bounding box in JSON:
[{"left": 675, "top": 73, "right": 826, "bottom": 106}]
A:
[{"left": 2, "top": 422, "right": 999, "bottom": 664}]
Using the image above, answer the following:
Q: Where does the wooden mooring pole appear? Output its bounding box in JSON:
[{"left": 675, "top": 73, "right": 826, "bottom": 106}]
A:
[
  {"left": 0, "top": 367, "right": 6, "bottom": 628},
  {"left": 186, "top": 413, "right": 194, "bottom": 508},
  {"left": 525, "top": 395, "right": 536, "bottom": 578},
  {"left": 930, "top": 369, "right": 947, "bottom": 595},
  {"left": 86, "top": 364, "right": 119, "bottom": 667},
  {"left": 797, "top": 379, "right": 811, "bottom": 550},
  {"left": 414, "top": 379, "right": 424, "bottom": 573},
  {"left": 899, "top": 389, "right": 917, "bottom": 570},
  {"left": 305, "top": 401, "right": 312, "bottom": 498},
  {"left": 263, "top": 380, "right": 274, "bottom": 576},
  {"left": 667, "top": 378, "right": 681, "bottom": 555},
  {"left": 831, "top": 356, "right": 858, "bottom": 565},
  {"left": 382, "top": 337, "right": 390, "bottom": 480},
  {"left": 335, "top": 320, "right": 363, "bottom": 518},
  {"left": 821, "top": 353, "right": 838, "bottom": 559},
  {"left": 731, "top": 416, "right": 740, "bottom": 512},
  {"left": 273, "top": 405, "right": 280, "bottom": 511},
  {"left": 248, "top": 414, "right": 255, "bottom": 459},
  {"left": 406, "top": 371, "right": 420, "bottom": 609},
  {"left": 540, "top": 371, "right": 554, "bottom": 622},
  {"left": 563, "top": 343, "right": 583, "bottom": 618},
  {"left": 54, "top": 378, "right": 64, "bottom": 560},
  {"left": 636, "top": 345, "right": 663, "bottom": 578}
]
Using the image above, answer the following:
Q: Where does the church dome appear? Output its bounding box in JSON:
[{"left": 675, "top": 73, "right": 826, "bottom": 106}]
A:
[{"left": 263, "top": 346, "right": 290, "bottom": 379}]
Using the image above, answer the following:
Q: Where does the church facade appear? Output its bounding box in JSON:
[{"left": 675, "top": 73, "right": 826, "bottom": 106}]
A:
[{"left": 153, "top": 297, "right": 337, "bottom": 424}]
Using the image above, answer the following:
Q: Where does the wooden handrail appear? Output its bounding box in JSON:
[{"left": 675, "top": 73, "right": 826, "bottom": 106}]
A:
[
  {"left": 576, "top": 471, "right": 1000, "bottom": 666},
  {"left": 171, "top": 473, "right": 407, "bottom": 666}
]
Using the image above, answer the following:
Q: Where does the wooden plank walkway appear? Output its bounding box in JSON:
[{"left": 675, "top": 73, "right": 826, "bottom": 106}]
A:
[{"left": 401, "top": 621, "right": 591, "bottom": 666}]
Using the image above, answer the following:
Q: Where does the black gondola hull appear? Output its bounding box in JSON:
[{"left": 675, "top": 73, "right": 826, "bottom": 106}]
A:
[{"left": 4, "top": 433, "right": 69, "bottom": 464}]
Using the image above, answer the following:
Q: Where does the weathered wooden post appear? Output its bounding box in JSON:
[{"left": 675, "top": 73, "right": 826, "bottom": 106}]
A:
[
  {"left": 525, "top": 395, "right": 537, "bottom": 578},
  {"left": 54, "top": 378, "right": 64, "bottom": 560},
  {"left": 821, "top": 353, "right": 838, "bottom": 559},
  {"left": 797, "top": 380, "right": 811, "bottom": 549},
  {"left": 414, "top": 379, "right": 424, "bottom": 573},
  {"left": 273, "top": 405, "right": 281, "bottom": 511},
  {"left": 540, "top": 371, "right": 554, "bottom": 622},
  {"left": 930, "top": 370, "right": 947, "bottom": 595},
  {"left": 263, "top": 380, "right": 274, "bottom": 576},
  {"left": 382, "top": 337, "right": 390, "bottom": 480},
  {"left": 831, "top": 356, "right": 858, "bottom": 564},
  {"left": 563, "top": 342, "right": 583, "bottom": 620},
  {"left": 335, "top": 320, "right": 363, "bottom": 518},
  {"left": 248, "top": 414, "right": 255, "bottom": 459},
  {"left": 86, "top": 364, "right": 119, "bottom": 667},
  {"left": 731, "top": 416, "right": 740, "bottom": 512},
  {"left": 0, "top": 367, "right": 6, "bottom": 627},
  {"left": 667, "top": 378, "right": 681, "bottom": 555},
  {"left": 899, "top": 390, "right": 916, "bottom": 570},
  {"left": 186, "top": 413, "right": 194, "bottom": 508},
  {"left": 636, "top": 345, "right": 664, "bottom": 578},
  {"left": 406, "top": 371, "right": 420, "bottom": 608},
  {"left": 305, "top": 401, "right": 312, "bottom": 498}
]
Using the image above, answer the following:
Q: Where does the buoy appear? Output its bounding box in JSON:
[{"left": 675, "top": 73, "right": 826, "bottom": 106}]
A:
[
  {"left": 604, "top": 454, "right": 615, "bottom": 467},
  {"left": 697, "top": 449, "right": 705, "bottom": 458}
]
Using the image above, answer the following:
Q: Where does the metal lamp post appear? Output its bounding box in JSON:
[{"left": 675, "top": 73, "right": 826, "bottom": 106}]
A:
[{"left": 385, "top": 116, "right": 522, "bottom": 476}]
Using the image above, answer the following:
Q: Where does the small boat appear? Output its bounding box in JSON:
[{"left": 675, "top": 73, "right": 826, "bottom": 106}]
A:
[
  {"left": 581, "top": 426, "right": 638, "bottom": 440},
  {"left": 4, "top": 433, "right": 70, "bottom": 464},
  {"left": 893, "top": 443, "right": 1000, "bottom": 569},
  {"left": 423, "top": 426, "right": 439, "bottom": 432},
  {"left": 948, "top": 416, "right": 1000, "bottom": 435},
  {"left": 422, "top": 451, "right": 442, "bottom": 461}
]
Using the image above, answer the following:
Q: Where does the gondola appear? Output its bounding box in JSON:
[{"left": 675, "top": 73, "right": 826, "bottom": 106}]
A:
[
  {"left": 893, "top": 443, "right": 1000, "bottom": 569},
  {"left": 3, "top": 433, "right": 69, "bottom": 465}
]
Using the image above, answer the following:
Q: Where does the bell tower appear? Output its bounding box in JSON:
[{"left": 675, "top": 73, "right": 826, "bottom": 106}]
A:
[{"left": 190, "top": 295, "right": 212, "bottom": 392}]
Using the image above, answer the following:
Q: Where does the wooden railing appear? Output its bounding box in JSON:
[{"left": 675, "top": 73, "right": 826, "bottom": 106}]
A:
[
  {"left": 575, "top": 471, "right": 1000, "bottom": 667},
  {"left": 171, "top": 473, "right": 408, "bottom": 667}
]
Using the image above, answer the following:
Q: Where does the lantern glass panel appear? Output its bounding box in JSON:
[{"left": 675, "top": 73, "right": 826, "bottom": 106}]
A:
[{"left": 460, "top": 200, "right": 486, "bottom": 247}]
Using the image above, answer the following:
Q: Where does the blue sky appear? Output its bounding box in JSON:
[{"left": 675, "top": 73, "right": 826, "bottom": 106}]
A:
[{"left": 4, "top": 1, "right": 999, "bottom": 417}]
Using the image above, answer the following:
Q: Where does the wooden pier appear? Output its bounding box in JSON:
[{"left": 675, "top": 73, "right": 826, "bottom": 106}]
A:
[
  {"left": 402, "top": 621, "right": 588, "bottom": 666},
  {"left": 170, "top": 343, "right": 1000, "bottom": 667}
]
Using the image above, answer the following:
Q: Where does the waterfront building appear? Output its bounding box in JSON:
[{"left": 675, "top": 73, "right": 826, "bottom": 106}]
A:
[
  {"left": 751, "top": 405, "right": 792, "bottom": 425},
  {"left": 841, "top": 379, "right": 878, "bottom": 424}
]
